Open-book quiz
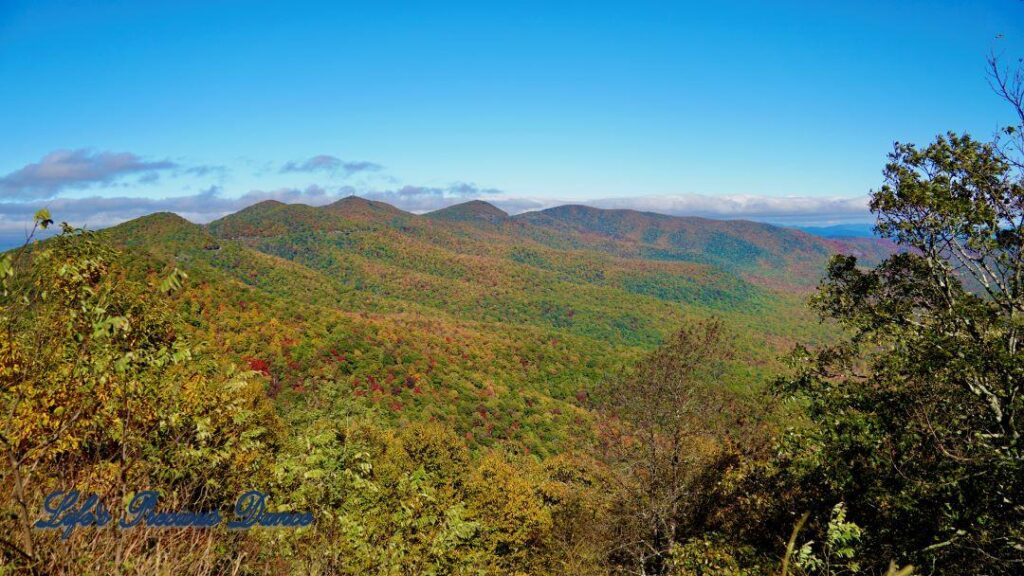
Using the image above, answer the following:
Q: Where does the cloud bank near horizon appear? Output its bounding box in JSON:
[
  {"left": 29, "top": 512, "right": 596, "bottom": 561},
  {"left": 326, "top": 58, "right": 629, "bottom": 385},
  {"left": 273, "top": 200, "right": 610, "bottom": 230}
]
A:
[
  {"left": 0, "top": 188, "right": 872, "bottom": 236},
  {"left": 0, "top": 148, "right": 874, "bottom": 241},
  {"left": 0, "top": 149, "right": 180, "bottom": 200},
  {"left": 587, "top": 194, "right": 871, "bottom": 223}
]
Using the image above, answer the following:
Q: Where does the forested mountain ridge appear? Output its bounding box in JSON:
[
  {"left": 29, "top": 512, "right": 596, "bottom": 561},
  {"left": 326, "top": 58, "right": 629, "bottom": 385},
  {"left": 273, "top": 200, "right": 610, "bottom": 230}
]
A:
[
  {"left": 427, "top": 199, "right": 510, "bottom": 223},
  {"left": 205, "top": 196, "right": 892, "bottom": 287},
  {"left": 111, "top": 197, "right": 893, "bottom": 356},
  {"left": 6, "top": 1, "right": 1023, "bottom": 570},
  {"left": 91, "top": 198, "right": 892, "bottom": 456},
  {"left": 510, "top": 203, "right": 894, "bottom": 285},
  {"left": 7, "top": 154, "right": 1019, "bottom": 574}
]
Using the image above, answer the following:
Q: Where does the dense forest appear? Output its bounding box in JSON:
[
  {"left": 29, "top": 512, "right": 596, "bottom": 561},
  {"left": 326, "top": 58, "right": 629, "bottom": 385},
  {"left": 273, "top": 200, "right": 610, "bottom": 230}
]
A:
[{"left": 2, "top": 61, "right": 1023, "bottom": 576}]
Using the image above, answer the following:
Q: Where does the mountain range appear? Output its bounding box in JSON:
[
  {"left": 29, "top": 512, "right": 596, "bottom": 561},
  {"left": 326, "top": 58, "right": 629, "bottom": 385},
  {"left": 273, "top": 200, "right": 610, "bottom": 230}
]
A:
[{"left": 99, "top": 197, "right": 895, "bottom": 452}]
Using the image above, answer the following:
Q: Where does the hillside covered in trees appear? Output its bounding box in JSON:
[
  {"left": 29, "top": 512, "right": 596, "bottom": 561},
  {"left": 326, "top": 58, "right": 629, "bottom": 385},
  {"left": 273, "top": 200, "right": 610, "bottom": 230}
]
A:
[
  {"left": 104, "top": 198, "right": 894, "bottom": 453},
  {"left": 0, "top": 193, "right": 908, "bottom": 574},
  {"left": 3, "top": 66, "right": 1023, "bottom": 576}
]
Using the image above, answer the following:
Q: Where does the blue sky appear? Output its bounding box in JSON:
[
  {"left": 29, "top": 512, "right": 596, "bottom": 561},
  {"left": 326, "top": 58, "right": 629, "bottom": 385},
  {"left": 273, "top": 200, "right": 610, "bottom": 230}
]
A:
[{"left": 1, "top": 0, "right": 1022, "bottom": 236}]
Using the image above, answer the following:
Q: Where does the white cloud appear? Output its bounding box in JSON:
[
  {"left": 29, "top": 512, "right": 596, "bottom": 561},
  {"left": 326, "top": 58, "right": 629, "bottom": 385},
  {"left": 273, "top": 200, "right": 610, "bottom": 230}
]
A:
[
  {"left": 280, "top": 155, "right": 382, "bottom": 176},
  {"left": 585, "top": 194, "right": 871, "bottom": 223}
]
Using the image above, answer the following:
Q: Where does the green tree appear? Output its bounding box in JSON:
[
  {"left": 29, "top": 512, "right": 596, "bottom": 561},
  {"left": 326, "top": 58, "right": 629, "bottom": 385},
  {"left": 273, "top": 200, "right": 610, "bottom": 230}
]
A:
[
  {"left": 0, "top": 219, "right": 279, "bottom": 574},
  {"left": 777, "top": 60, "right": 1024, "bottom": 574}
]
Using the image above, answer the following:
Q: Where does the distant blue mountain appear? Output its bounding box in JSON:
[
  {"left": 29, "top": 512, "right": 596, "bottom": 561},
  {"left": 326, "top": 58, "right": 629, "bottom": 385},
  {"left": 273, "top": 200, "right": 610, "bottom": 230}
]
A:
[
  {"left": 794, "top": 223, "right": 878, "bottom": 239},
  {"left": 0, "top": 230, "right": 60, "bottom": 252}
]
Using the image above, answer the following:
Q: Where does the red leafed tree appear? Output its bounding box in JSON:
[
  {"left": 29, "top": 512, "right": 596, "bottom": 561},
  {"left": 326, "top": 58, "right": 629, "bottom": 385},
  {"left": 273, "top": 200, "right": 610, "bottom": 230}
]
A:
[{"left": 245, "top": 356, "right": 272, "bottom": 376}]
